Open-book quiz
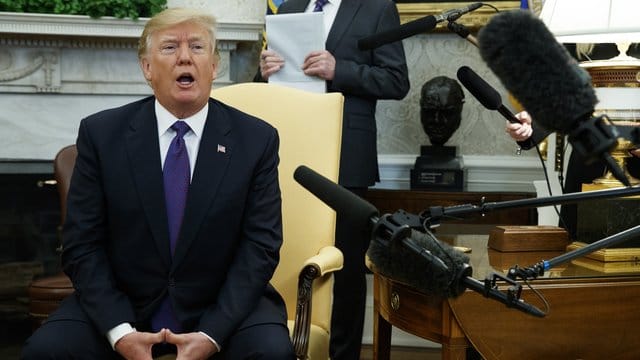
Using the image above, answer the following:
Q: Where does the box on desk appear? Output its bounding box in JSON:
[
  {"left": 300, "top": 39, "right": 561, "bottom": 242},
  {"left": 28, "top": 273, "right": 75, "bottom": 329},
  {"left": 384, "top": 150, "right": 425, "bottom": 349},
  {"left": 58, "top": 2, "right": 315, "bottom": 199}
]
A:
[
  {"left": 488, "top": 225, "right": 570, "bottom": 252},
  {"left": 567, "top": 241, "right": 640, "bottom": 273}
]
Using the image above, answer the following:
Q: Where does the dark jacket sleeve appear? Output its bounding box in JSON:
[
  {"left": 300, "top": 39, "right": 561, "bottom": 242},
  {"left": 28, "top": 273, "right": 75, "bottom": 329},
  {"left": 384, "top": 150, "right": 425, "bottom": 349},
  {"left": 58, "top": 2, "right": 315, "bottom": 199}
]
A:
[{"left": 517, "top": 122, "right": 552, "bottom": 150}]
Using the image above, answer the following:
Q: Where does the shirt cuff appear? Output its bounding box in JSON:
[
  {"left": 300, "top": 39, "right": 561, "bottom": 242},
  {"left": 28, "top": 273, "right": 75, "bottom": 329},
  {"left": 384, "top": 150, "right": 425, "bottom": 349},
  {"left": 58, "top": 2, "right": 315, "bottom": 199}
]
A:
[
  {"left": 107, "top": 323, "right": 136, "bottom": 350},
  {"left": 198, "top": 331, "right": 221, "bottom": 352}
]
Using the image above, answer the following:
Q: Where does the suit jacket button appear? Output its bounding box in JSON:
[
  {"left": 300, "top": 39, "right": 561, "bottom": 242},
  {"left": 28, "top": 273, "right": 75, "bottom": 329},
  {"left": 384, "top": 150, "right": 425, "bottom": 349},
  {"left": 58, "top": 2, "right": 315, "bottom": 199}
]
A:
[{"left": 168, "top": 278, "right": 175, "bottom": 287}]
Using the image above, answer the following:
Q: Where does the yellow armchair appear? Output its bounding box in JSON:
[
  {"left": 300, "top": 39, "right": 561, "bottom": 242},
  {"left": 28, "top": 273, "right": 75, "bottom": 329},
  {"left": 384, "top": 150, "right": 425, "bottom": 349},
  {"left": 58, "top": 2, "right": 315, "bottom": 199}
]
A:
[{"left": 211, "top": 82, "right": 345, "bottom": 359}]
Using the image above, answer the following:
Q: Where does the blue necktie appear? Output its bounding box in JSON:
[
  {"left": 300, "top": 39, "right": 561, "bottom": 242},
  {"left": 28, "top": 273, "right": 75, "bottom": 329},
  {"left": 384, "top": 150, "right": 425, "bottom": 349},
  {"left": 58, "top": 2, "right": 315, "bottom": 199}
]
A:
[
  {"left": 314, "top": 0, "right": 328, "bottom": 12},
  {"left": 152, "top": 120, "right": 191, "bottom": 332},
  {"left": 163, "top": 120, "right": 191, "bottom": 255}
]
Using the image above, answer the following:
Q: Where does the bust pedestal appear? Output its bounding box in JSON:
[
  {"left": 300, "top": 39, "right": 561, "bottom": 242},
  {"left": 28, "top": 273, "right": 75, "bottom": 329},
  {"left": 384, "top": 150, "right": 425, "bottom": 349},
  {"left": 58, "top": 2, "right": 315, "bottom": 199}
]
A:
[{"left": 410, "top": 145, "right": 465, "bottom": 191}]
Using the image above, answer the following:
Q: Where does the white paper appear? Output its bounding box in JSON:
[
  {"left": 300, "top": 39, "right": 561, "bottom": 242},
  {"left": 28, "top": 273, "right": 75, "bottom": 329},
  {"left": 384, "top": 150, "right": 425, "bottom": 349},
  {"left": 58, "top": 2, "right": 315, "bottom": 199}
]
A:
[{"left": 266, "top": 13, "right": 326, "bottom": 93}]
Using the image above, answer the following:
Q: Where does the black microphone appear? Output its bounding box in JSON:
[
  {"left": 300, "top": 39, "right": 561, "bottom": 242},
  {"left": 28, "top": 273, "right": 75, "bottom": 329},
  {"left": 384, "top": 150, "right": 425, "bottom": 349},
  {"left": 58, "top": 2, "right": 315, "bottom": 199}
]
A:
[
  {"left": 478, "top": 10, "right": 630, "bottom": 186},
  {"left": 293, "top": 165, "right": 446, "bottom": 270},
  {"left": 294, "top": 165, "right": 452, "bottom": 271},
  {"left": 293, "top": 165, "right": 545, "bottom": 317},
  {"left": 456, "top": 65, "right": 519, "bottom": 124},
  {"left": 357, "top": 2, "right": 483, "bottom": 50},
  {"left": 367, "top": 213, "right": 544, "bottom": 317},
  {"left": 438, "top": 2, "right": 483, "bottom": 22},
  {"left": 293, "top": 165, "right": 378, "bottom": 234},
  {"left": 357, "top": 15, "right": 437, "bottom": 51}
]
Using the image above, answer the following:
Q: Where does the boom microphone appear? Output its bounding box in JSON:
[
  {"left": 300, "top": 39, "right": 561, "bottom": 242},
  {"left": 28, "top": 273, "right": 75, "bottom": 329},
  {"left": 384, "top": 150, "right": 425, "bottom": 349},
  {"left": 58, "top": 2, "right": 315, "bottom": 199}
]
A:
[
  {"left": 357, "top": 15, "right": 437, "bottom": 51},
  {"left": 456, "top": 65, "right": 519, "bottom": 124},
  {"left": 293, "top": 165, "right": 378, "bottom": 232},
  {"left": 478, "top": 10, "right": 630, "bottom": 186},
  {"left": 294, "top": 165, "right": 447, "bottom": 270},
  {"left": 357, "top": 2, "right": 483, "bottom": 50},
  {"left": 293, "top": 165, "right": 545, "bottom": 317}
]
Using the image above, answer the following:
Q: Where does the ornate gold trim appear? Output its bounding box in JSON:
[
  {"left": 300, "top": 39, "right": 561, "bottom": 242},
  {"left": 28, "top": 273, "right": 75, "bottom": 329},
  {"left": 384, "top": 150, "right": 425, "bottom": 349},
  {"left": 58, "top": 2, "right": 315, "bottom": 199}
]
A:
[
  {"left": 397, "top": 1, "right": 521, "bottom": 32},
  {"left": 582, "top": 61, "right": 640, "bottom": 88}
]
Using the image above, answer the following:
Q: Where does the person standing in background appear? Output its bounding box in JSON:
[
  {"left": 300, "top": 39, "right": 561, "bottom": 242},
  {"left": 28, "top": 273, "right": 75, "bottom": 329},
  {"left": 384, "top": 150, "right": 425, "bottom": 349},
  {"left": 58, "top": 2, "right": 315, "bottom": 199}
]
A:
[{"left": 257, "top": 0, "right": 410, "bottom": 358}]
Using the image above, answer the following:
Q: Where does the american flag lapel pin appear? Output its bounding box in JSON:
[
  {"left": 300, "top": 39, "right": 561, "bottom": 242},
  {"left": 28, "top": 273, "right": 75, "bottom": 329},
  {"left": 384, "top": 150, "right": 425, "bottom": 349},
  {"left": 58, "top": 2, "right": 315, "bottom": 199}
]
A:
[{"left": 217, "top": 144, "right": 226, "bottom": 153}]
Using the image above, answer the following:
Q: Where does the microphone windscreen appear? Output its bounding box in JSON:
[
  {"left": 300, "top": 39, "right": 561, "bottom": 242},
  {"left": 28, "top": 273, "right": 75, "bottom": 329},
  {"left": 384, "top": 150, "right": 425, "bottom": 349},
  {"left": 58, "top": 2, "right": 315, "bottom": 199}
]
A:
[
  {"left": 358, "top": 15, "right": 437, "bottom": 50},
  {"left": 367, "top": 229, "right": 470, "bottom": 298},
  {"left": 478, "top": 10, "right": 597, "bottom": 132},
  {"left": 457, "top": 65, "right": 502, "bottom": 111},
  {"left": 293, "top": 165, "right": 379, "bottom": 230}
]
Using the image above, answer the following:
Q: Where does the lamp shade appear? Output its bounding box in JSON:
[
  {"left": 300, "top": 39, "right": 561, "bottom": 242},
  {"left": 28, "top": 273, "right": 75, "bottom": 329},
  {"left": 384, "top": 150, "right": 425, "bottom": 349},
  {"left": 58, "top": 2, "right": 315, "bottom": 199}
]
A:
[{"left": 540, "top": 0, "right": 640, "bottom": 43}]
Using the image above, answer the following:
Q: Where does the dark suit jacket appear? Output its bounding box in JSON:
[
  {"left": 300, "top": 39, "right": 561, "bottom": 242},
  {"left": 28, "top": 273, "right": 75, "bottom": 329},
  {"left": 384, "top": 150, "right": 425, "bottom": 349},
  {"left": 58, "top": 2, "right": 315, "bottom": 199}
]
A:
[
  {"left": 58, "top": 96, "right": 287, "bottom": 346},
  {"left": 272, "top": 0, "right": 410, "bottom": 187}
]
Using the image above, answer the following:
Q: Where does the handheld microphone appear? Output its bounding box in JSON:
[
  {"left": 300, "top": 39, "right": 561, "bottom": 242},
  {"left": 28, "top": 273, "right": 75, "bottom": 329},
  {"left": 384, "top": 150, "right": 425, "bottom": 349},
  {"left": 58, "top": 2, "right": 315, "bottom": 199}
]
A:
[
  {"left": 456, "top": 65, "right": 519, "bottom": 124},
  {"left": 293, "top": 165, "right": 545, "bottom": 317},
  {"left": 357, "top": 2, "right": 483, "bottom": 50},
  {"left": 478, "top": 10, "right": 630, "bottom": 186}
]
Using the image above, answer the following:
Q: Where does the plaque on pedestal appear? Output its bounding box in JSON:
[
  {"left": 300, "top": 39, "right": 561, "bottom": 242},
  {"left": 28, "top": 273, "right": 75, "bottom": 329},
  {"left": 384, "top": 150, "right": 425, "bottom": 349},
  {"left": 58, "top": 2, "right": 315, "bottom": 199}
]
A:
[{"left": 410, "top": 145, "right": 465, "bottom": 191}]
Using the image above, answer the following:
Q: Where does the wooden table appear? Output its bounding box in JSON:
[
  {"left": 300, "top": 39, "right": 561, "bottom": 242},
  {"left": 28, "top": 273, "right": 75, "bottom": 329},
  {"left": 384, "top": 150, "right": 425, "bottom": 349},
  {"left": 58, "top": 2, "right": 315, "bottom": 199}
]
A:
[{"left": 371, "top": 234, "right": 640, "bottom": 359}]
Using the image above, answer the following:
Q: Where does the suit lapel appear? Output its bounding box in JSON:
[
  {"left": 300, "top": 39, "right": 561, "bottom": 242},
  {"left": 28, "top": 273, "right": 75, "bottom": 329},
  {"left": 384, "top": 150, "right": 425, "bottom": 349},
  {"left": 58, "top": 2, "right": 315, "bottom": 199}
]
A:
[
  {"left": 171, "top": 99, "right": 233, "bottom": 267},
  {"left": 326, "top": 0, "right": 362, "bottom": 52},
  {"left": 125, "top": 99, "right": 172, "bottom": 268}
]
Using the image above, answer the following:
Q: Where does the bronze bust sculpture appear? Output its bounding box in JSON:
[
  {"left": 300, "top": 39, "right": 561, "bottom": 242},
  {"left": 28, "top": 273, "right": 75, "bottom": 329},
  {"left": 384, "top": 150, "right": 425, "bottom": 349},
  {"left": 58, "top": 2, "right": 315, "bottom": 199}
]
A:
[{"left": 419, "top": 76, "right": 465, "bottom": 146}]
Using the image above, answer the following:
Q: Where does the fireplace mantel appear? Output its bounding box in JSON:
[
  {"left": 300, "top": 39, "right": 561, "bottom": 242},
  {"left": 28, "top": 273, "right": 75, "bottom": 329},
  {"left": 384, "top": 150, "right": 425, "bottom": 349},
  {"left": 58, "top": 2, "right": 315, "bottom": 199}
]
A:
[
  {"left": 0, "top": 12, "right": 262, "bottom": 94},
  {"left": 0, "top": 11, "right": 262, "bottom": 160}
]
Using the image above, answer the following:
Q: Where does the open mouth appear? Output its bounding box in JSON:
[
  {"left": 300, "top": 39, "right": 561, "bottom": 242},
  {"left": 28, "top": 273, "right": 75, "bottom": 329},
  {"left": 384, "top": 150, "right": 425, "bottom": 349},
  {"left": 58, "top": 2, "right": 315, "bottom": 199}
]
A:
[{"left": 177, "top": 73, "right": 194, "bottom": 85}]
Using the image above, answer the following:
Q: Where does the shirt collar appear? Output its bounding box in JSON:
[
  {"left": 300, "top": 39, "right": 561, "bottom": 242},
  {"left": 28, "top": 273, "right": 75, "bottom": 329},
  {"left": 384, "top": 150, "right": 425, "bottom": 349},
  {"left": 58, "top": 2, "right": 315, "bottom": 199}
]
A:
[{"left": 155, "top": 100, "right": 208, "bottom": 138}]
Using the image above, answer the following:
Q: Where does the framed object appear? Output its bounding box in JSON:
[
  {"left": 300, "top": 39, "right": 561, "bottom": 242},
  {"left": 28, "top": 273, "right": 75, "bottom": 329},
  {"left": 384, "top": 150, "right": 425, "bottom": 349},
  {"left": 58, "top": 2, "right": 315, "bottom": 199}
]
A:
[
  {"left": 527, "top": 0, "right": 544, "bottom": 15},
  {"left": 395, "top": 1, "right": 521, "bottom": 32}
]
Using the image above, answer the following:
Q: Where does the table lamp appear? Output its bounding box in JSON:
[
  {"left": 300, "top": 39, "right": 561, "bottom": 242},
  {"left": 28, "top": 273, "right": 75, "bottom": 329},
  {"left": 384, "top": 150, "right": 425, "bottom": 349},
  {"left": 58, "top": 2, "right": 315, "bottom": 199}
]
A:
[{"left": 540, "top": 0, "right": 640, "bottom": 188}]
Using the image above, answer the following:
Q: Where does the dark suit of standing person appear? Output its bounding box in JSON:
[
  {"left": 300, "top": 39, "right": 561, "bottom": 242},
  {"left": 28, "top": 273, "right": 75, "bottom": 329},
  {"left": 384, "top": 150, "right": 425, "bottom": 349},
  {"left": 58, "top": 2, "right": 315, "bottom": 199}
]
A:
[
  {"left": 257, "top": 0, "right": 410, "bottom": 358},
  {"left": 22, "top": 7, "right": 294, "bottom": 360}
]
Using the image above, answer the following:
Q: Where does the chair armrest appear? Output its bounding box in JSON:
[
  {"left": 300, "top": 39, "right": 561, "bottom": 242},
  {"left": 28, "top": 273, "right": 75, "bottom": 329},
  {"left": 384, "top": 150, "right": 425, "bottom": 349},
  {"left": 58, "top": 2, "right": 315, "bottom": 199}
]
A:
[
  {"left": 292, "top": 246, "right": 343, "bottom": 359},
  {"left": 303, "top": 245, "right": 344, "bottom": 276}
]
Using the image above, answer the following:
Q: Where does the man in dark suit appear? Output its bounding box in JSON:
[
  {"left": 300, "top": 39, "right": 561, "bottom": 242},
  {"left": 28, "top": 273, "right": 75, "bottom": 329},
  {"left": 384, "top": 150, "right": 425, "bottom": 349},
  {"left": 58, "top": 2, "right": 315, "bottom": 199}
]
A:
[
  {"left": 258, "top": 1, "right": 410, "bottom": 358},
  {"left": 22, "top": 8, "right": 294, "bottom": 359}
]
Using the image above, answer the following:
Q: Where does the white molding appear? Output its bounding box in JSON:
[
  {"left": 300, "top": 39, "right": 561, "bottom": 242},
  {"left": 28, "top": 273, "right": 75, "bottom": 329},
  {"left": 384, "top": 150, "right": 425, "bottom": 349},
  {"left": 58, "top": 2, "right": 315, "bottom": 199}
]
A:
[
  {"left": 0, "top": 12, "right": 262, "bottom": 41},
  {"left": 0, "top": 12, "right": 147, "bottom": 38},
  {"left": 375, "top": 154, "right": 545, "bottom": 193}
]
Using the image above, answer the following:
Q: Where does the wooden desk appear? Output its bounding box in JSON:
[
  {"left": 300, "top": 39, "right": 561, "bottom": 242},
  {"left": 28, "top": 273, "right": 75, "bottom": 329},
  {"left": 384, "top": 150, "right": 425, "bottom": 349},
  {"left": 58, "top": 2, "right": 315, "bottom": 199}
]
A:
[
  {"left": 364, "top": 189, "right": 537, "bottom": 227},
  {"left": 371, "top": 234, "right": 640, "bottom": 359}
]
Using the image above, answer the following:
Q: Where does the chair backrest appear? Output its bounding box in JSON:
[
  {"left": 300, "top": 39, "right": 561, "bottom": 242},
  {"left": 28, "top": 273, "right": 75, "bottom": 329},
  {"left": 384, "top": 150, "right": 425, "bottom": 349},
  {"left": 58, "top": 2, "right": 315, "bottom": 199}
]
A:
[
  {"left": 211, "top": 83, "right": 344, "bottom": 335},
  {"left": 54, "top": 145, "right": 78, "bottom": 226}
]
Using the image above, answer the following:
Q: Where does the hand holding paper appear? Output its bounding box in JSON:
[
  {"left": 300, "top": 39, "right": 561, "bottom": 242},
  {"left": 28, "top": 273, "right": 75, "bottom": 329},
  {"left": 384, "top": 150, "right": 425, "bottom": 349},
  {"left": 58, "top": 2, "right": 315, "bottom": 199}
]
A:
[{"left": 265, "top": 12, "right": 326, "bottom": 93}]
